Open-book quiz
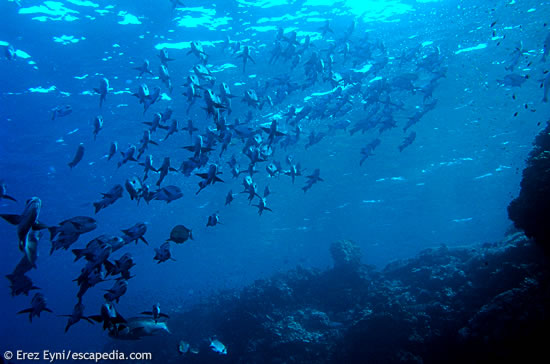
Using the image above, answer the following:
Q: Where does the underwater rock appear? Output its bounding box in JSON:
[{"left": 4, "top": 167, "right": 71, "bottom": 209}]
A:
[
  {"left": 329, "top": 239, "right": 361, "bottom": 271},
  {"left": 105, "top": 233, "right": 549, "bottom": 363},
  {"left": 508, "top": 121, "right": 550, "bottom": 248}
]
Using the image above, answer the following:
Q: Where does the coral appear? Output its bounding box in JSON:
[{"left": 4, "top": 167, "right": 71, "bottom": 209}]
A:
[
  {"left": 329, "top": 239, "right": 361, "bottom": 271},
  {"left": 508, "top": 121, "right": 550, "bottom": 247}
]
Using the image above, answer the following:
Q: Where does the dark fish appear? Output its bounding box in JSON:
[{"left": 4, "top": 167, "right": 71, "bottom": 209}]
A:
[
  {"left": 167, "top": 225, "right": 193, "bottom": 244},
  {"left": 154, "top": 242, "right": 175, "bottom": 263},
  {"left": 59, "top": 302, "right": 93, "bottom": 333},
  {"left": 93, "top": 184, "right": 123, "bottom": 213},
  {"left": 107, "top": 142, "right": 118, "bottom": 160},
  {"left": 0, "top": 180, "right": 17, "bottom": 202},
  {"left": 134, "top": 59, "right": 153, "bottom": 77},
  {"left": 0, "top": 197, "right": 46, "bottom": 261},
  {"left": 89, "top": 302, "right": 126, "bottom": 331},
  {"left": 398, "top": 131, "right": 416, "bottom": 152},
  {"left": 121, "top": 223, "right": 149, "bottom": 245},
  {"left": 108, "top": 317, "right": 170, "bottom": 340},
  {"left": 51, "top": 105, "right": 72, "bottom": 120},
  {"left": 93, "top": 115, "right": 103, "bottom": 140},
  {"left": 141, "top": 303, "right": 169, "bottom": 322},
  {"left": 17, "top": 293, "right": 52, "bottom": 322},
  {"left": 206, "top": 212, "right": 221, "bottom": 227},
  {"left": 104, "top": 279, "right": 128, "bottom": 303},
  {"left": 93, "top": 78, "right": 109, "bottom": 108},
  {"left": 153, "top": 186, "right": 183, "bottom": 203},
  {"left": 302, "top": 169, "right": 323, "bottom": 193},
  {"left": 68, "top": 143, "right": 85, "bottom": 169},
  {"left": 6, "top": 273, "right": 39, "bottom": 296}
]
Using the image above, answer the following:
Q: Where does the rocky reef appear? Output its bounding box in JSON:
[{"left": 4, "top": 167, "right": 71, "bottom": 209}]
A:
[
  {"left": 106, "top": 232, "right": 549, "bottom": 363},
  {"left": 508, "top": 121, "right": 550, "bottom": 248}
]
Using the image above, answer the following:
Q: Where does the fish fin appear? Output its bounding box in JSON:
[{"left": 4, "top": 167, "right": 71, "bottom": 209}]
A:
[
  {"left": 32, "top": 222, "right": 48, "bottom": 231},
  {"left": 17, "top": 308, "right": 33, "bottom": 314},
  {"left": 141, "top": 311, "right": 152, "bottom": 315},
  {"left": 159, "top": 313, "right": 170, "bottom": 318},
  {"left": 214, "top": 176, "right": 224, "bottom": 183},
  {"left": 140, "top": 237, "right": 149, "bottom": 245},
  {"left": 169, "top": 167, "right": 177, "bottom": 172},
  {"left": 2, "top": 195, "right": 17, "bottom": 202},
  {"left": 0, "top": 214, "right": 22, "bottom": 225},
  {"left": 150, "top": 140, "right": 159, "bottom": 146},
  {"left": 195, "top": 173, "right": 208, "bottom": 179},
  {"left": 89, "top": 315, "right": 103, "bottom": 323}
]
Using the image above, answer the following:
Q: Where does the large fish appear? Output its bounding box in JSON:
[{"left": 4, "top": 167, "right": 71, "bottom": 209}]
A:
[
  {"left": 0, "top": 197, "right": 47, "bottom": 263},
  {"left": 109, "top": 317, "right": 170, "bottom": 340}
]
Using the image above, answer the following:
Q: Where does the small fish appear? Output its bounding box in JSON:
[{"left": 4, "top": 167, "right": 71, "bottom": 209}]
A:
[
  {"left": 210, "top": 338, "right": 227, "bottom": 355},
  {"left": 93, "top": 115, "right": 103, "bottom": 140},
  {"left": 141, "top": 303, "right": 170, "bottom": 322},
  {"left": 68, "top": 143, "right": 85, "bottom": 169},
  {"left": 0, "top": 180, "right": 17, "bottom": 202},
  {"left": 17, "top": 292, "right": 53, "bottom": 322}
]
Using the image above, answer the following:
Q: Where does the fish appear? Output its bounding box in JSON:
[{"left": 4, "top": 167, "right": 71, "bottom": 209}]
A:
[
  {"left": 93, "top": 115, "right": 103, "bottom": 140},
  {"left": 159, "top": 64, "right": 172, "bottom": 93},
  {"left": 109, "top": 317, "right": 170, "bottom": 340},
  {"left": 17, "top": 292, "right": 52, "bottom": 322},
  {"left": 48, "top": 216, "right": 96, "bottom": 240},
  {"left": 210, "top": 338, "right": 227, "bottom": 355},
  {"left": 51, "top": 105, "right": 72, "bottom": 120},
  {"left": 133, "top": 59, "right": 153, "bottom": 77},
  {"left": 542, "top": 73, "right": 550, "bottom": 102},
  {"left": 253, "top": 197, "right": 273, "bottom": 215},
  {"left": 143, "top": 113, "right": 168, "bottom": 133},
  {"left": 497, "top": 73, "right": 529, "bottom": 88},
  {"left": 158, "top": 48, "right": 175, "bottom": 65},
  {"left": 6, "top": 273, "right": 39, "bottom": 296},
  {"left": 156, "top": 157, "right": 177, "bottom": 186},
  {"left": 302, "top": 169, "right": 323, "bottom": 193},
  {"left": 398, "top": 132, "right": 416, "bottom": 152},
  {"left": 59, "top": 301, "right": 94, "bottom": 333},
  {"left": 188, "top": 41, "right": 208, "bottom": 63},
  {"left": 121, "top": 223, "right": 149, "bottom": 245},
  {"left": 125, "top": 176, "right": 144, "bottom": 202},
  {"left": 0, "top": 180, "right": 17, "bottom": 202},
  {"left": 93, "top": 184, "right": 124, "bottom": 213},
  {"left": 118, "top": 145, "right": 138, "bottom": 168},
  {"left": 138, "top": 155, "right": 157, "bottom": 181},
  {"left": 4, "top": 43, "right": 16, "bottom": 60},
  {"left": 206, "top": 212, "right": 221, "bottom": 227},
  {"left": 154, "top": 242, "right": 175, "bottom": 263},
  {"left": 93, "top": 78, "right": 109, "bottom": 108},
  {"left": 68, "top": 143, "right": 85, "bottom": 169},
  {"left": 225, "top": 190, "right": 234, "bottom": 205},
  {"left": 360, "top": 139, "right": 381, "bottom": 166},
  {"left": 107, "top": 142, "right": 118, "bottom": 160},
  {"left": 89, "top": 302, "right": 126, "bottom": 331},
  {"left": 167, "top": 225, "right": 193, "bottom": 244},
  {"left": 196, "top": 164, "right": 224, "bottom": 194},
  {"left": 0, "top": 197, "right": 47, "bottom": 262},
  {"left": 237, "top": 45, "right": 255, "bottom": 73},
  {"left": 105, "top": 253, "right": 135, "bottom": 279},
  {"left": 104, "top": 279, "right": 128, "bottom": 303},
  {"left": 164, "top": 119, "right": 180, "bottom": 141},
  {"left": 152, "top": 185, "right": 183, "bottom": 203},
  {"left": 141, "top": 303, "right": 170, "bottom": 323}
]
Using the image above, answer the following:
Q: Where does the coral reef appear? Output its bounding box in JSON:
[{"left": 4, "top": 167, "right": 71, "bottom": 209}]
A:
[
  {"left": 106, "top": 233, "right": 549, "bottom": 363},
  {"left": 508, "top": 121, "right": 550, "bottom": 247}
]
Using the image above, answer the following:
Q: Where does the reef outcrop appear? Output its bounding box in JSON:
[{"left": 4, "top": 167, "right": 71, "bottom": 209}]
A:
[{"left": 107, "top": 233, "right": 549, "bottom": 363}]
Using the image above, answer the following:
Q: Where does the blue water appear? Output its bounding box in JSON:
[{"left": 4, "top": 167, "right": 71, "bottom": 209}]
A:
[{"left": 1, "top": 0, "right": 548, "bottom": 358}]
